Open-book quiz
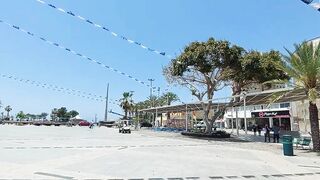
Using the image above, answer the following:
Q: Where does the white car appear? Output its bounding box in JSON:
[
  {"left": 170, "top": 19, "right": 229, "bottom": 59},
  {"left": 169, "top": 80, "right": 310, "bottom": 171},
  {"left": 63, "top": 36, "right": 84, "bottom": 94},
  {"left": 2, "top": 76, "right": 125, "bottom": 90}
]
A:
[
  {"left": 119, "top": 125, "right": 131, "bottom": 133},
  {"left": 194, "top": 121, "right": 206, "bottom": 129}
]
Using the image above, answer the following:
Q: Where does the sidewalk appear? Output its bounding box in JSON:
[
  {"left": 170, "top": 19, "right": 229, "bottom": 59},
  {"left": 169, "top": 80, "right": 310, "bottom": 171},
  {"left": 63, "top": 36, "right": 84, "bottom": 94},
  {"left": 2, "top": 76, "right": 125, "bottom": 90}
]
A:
[{"left": 226, "top": 128, "right": 273, "bottom": 142}]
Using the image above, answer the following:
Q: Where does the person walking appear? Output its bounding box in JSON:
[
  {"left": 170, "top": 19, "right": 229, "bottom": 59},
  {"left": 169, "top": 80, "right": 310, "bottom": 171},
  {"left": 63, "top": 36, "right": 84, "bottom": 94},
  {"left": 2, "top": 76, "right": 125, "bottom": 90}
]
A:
[
  {"left": 273, "top": 124, "right": 280, "bottom": 143},
  {"left": 257, "top": 125, "right": 262, "bottom": 136},
  {"left": 264, "top": 124, "right": 271, "bottom": 142},
  {"left": 253, "top": 124, "right": 257, "bottom": 136}
]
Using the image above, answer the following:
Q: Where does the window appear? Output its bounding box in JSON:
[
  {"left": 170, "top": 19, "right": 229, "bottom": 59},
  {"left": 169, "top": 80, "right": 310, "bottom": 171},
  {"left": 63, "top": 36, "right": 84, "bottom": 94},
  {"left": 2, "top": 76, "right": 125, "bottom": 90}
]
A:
[
  {"left": 270, "top": 103, "right": 280, "bottom": 109},
  {"left": 280, "top": 103, "right": 290, "bottom": 108}
]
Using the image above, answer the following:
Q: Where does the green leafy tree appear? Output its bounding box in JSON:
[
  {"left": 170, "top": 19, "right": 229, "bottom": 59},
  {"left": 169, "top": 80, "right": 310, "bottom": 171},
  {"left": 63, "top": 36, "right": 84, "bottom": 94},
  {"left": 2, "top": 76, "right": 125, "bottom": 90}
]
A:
[
  {"left": 26, "top": 113, "right": 35, "bottom": 120},
  {"left": 40, "top": 112, "right": 48, "bottom": 120},
  {"left": 57, "top": 107, "right": 68, "bottom": 118},
  {"left": 56, "top": 107, "right": 70, "bottom": 122},
  {"left": 68, "top": 110, "right": 79, "bottom": 118},
  {"left": 272, "top": 42, "right": 320, "bottom": 151},
  {"left": 16, "top": 111, "right": 27, "bottom": 120},
  {"left": 50, "top": 107, "right": 79, "bottom": 122},
  {"left": 164, "top": 38, "right": 237, "bottom": 133},
  {"left": 50, "top": 108, "right": 58, "bottom": 121},
  {"left": 222, "top": 49, "right": 288, "bottom": 99},
  {"left": 119, "top": 92, "right": 134, "bottom": 119}
]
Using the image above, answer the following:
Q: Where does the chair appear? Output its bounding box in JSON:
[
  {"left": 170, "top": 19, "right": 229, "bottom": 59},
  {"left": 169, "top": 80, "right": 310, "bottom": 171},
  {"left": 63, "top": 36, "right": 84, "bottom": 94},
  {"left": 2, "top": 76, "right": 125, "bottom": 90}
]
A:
[
  {"left": 293, "top": 137, "right": 300, "bottom": 148},
  {"left": 297, "top": 137, "right": 312, "bottom": 150}
]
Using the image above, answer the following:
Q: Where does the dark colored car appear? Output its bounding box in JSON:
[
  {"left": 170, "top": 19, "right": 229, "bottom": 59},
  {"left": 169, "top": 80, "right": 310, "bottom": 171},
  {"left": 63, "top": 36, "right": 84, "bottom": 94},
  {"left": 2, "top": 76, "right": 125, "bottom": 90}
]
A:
[
  {"left": 140, "top": 121, "right": 153, "bottom": 127},
  {"left": 78, "top": 121, "right": 91, "bottom": 126},
  {"left": 98, "top": 121, "right": 115, "bottom": 127}
]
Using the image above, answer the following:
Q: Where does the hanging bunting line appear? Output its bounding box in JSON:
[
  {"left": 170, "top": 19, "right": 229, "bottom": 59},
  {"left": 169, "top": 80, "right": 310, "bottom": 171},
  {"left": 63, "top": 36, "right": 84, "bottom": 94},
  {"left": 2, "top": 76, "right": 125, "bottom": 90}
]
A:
[
  {"left": 0, "top": 73, "right": 121, "bottom": 107},
  {"left": 0, "top": 19, "right": 150, "bottom": 88},
  {"left": 0, "top": 74, "right": 106, "bottom": 102},
  {"left": 300, "top": 0, "right": 320, "bottom": 11},
  {"left": 35, "top": 0, "right": 172, "bottom": 59},
  {"left": 301, "top": 0, "right": 314, "bottom": 5}
]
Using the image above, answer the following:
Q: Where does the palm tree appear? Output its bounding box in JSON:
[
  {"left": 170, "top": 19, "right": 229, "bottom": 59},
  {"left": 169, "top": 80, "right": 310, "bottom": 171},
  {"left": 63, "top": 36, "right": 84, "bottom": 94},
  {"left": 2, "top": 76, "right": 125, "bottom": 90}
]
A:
[
  {"left": 162, "top": 92, "right": 179, "bottom": 120},
  {"left": 50, "top": 108, "right": 58, "bottom": 121},
  {"left": 119, "top": 92, "right": 134, "bottom": 119},
  {"left": 5, "top": 105, "right": 12, "bottom": 120},
  {"left": 274, "top": 42, "right": 320, "bottom": 151}
]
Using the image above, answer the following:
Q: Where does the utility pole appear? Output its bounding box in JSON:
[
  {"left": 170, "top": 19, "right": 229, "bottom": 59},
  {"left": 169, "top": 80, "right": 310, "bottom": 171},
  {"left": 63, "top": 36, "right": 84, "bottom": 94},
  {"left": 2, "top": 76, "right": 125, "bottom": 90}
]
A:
[
  {"left": 104, "top": 83, "right": 109, "bottom": 122},
  {"left": 148, "top": 79, "right": 155, "bottom": 107},
  {"left": 157, "top": 87, "right": 160, "bottom": 98},
  {"left": 148, "top": 78, "right": 155, "bottom": 125},
  {"left": 243, "top": 92, "right": 247, "bottom": 135}
]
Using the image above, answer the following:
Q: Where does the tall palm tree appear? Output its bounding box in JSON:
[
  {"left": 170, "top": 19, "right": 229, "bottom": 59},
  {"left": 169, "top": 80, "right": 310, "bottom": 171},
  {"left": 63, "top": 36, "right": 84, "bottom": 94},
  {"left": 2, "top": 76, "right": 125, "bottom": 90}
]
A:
[
  {"left": 162, "top": 92, "right": 179, "bottom": 120},
  {"left": 119, "top": 92, "right": 134, "bottom": 119},
  {"left": 51, "top": 108, "right": 58, "bottom": 121},
  {"left": 5, "top": 105, "right": 12, "bottom": 120},
  {"left": 274, "top": 42, "right": 320, "bottom": 151}
]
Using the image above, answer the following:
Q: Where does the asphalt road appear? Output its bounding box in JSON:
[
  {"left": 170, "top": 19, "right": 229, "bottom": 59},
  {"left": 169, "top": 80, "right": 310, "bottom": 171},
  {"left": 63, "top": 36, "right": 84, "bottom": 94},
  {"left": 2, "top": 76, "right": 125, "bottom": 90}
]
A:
[{"left": 0, "top": 125, "right": 319, "bottom": 179}]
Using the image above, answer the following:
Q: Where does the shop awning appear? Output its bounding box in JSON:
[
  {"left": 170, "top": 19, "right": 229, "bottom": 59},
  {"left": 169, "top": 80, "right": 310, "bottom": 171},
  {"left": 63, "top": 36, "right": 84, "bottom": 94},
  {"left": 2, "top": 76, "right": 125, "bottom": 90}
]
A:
[{"left": 138, "top": 87, "right": 316, "bottom": 114}]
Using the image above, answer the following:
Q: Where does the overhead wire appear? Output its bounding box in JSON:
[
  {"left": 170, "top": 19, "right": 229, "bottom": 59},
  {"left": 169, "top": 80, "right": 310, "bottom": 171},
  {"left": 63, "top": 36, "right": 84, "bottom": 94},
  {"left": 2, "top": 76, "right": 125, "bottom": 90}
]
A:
[
  {"left": 0, "top": 73, "right": 120, "bottom": 106},
  {"left": 35, "top": 0, "right": 172, "bottom": 59},
  {"left": 0, "top": 19, "right": 150, "bottom": 88}
]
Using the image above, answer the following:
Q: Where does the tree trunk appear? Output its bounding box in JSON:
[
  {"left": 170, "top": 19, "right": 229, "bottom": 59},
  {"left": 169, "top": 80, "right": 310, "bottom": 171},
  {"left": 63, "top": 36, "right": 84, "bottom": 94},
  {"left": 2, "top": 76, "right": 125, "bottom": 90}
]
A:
[
  {"left": 166, "top": 102, "right": 171, "bottom": 121},
  {"left": 166, "top": 112, "right": 171, "bottom": 121},
  {"left": 203, "top": 83, "right": 214, "bottom": 134},
  {"left": 204, "top": 109, "right": 212, "bottom": 134},
  {"left": 124, "top": 110, "right": 128, "bottom": 119},
  {"left": 232, "top": 82, "right": 242, "bottom": 103},
  {"left": 309, "top": 102, "right": 320, "bottom": 151},
  {"left": 203, "top": 103, "right": 213, "bottom": 134}
]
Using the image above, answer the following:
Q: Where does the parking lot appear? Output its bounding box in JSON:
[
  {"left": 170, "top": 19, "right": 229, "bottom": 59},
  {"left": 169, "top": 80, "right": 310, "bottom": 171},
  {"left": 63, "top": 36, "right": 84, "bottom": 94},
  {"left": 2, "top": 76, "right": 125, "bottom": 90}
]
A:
[{"left": 0, "top": 125, "right": 320, "bottom": 179}]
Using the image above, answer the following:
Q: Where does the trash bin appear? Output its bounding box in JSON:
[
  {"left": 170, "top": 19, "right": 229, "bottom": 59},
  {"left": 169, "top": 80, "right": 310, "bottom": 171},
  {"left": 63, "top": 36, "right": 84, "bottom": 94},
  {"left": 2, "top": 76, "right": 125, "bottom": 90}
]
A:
[{"left": 282, "top": 135, "right": 294, "bottom": 156}]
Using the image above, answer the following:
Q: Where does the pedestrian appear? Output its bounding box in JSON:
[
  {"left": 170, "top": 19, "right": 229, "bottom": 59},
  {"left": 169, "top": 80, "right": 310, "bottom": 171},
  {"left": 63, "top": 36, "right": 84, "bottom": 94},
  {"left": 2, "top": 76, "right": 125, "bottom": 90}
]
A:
[
  {"left": 273, "top": 124, "right": 280, "bottom": 143},
  {"left": 257, "top": 125, "right": 262, "bottom": 136},
  {"left": 253, "top": 124, "right": 257, "bottom": 136},
  {"left": 264, "top": 124, "right": 271, "bottom": 142},
  {"left": 89, "top": 123, "right": 94, "bottom": 129}
]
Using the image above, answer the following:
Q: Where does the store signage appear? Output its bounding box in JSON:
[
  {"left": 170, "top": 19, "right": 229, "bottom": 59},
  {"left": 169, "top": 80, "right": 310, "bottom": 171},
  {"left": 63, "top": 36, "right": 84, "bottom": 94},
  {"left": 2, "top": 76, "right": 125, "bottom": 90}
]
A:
[{"left": 251, "top": 110, "right": 290, "bottom": 118}]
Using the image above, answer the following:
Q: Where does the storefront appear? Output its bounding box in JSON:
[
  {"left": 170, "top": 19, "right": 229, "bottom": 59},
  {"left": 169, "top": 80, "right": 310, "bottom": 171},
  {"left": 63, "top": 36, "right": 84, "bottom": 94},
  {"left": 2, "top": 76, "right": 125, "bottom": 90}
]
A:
[{"left": 251, "top": 110, "right": 291, "bottom": 130}]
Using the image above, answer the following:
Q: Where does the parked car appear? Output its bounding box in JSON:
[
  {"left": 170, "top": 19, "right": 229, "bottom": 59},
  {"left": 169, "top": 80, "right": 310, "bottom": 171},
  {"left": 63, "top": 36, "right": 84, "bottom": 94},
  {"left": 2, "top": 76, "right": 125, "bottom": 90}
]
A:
[
  {"left": 78, "top": 120, "right": 91, "bottom": 126},
  {"left": 98, "top": 121, "right": 115, "bottom": 127},
  {"left": 140, "top": 121, "right": 152, "bottom": 127},
  {"left": 194, "top": 121, "right": 206, "bottom": 129}
]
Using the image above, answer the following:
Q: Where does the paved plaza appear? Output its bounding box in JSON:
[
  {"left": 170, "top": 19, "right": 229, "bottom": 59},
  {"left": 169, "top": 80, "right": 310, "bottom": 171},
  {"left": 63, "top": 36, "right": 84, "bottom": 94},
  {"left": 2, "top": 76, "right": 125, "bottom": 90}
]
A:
[{"left": 0, "top": 125, "right": 320, "bottom": 179}]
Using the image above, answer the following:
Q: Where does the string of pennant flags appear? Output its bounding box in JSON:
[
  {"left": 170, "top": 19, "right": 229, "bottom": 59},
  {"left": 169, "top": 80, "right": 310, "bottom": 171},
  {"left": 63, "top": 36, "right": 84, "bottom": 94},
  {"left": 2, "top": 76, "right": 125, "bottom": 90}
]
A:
[
  {"left": 0, "top": 73, "right": 120, "bottom": 106},
  {"left": 0, "top": 73, "right": 104, "bottom": 102},
  {"left": 35, "top": 0, "right": 172, "bottom": 59},
  {"left": 0, "top": 19, "right": 150, "bottom": 88},
  {"left": 301, "top": 0, "right": 320, "bottom": 10}
]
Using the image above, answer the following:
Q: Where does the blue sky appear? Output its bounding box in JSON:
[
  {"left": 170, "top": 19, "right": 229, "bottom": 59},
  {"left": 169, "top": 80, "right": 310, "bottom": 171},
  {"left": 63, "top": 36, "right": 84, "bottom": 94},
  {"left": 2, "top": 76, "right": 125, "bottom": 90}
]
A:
[{"left": 0, "top": 0, "right": 320, "bottom": 121}]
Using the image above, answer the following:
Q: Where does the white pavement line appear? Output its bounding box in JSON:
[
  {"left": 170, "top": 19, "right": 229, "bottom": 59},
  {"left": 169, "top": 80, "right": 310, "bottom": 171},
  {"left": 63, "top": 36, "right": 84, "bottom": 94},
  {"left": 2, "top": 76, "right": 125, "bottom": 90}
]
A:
[
  {"left": 0, "top": 151, "right": 120, "bottom": 179},
  {"left": 34, "top": 172, "right": 74, "bottom": 179}
]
